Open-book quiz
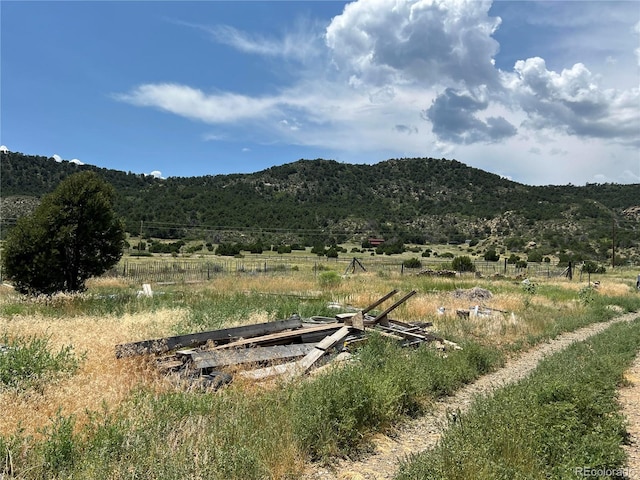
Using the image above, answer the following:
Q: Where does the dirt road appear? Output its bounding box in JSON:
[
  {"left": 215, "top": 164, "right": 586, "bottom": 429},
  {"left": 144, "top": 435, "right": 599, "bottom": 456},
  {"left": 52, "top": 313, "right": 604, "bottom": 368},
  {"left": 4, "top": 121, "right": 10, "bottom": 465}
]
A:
[{"left": 304, "top": 312, "right": 640, "bottom": 480}]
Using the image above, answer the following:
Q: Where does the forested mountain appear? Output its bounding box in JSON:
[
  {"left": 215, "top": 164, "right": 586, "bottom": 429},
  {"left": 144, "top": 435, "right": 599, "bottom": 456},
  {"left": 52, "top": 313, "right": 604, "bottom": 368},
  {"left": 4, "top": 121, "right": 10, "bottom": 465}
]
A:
[{"left": 1, "top": 151, "right": 639, "bottom": 264}]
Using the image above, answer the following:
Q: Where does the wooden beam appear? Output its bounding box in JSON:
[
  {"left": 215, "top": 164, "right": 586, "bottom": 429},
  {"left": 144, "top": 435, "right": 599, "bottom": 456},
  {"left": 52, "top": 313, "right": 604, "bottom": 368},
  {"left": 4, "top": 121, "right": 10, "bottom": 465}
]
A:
[
  {"left": 297, "top": 325, "right": 352, "bottom": 372},
  {"left": 362, "top": 289, "right": 399, "bottom": 314},
  {"left": 239, "top": 325, "right": 353, "bottom": 381},
  {"left": 238, "top": 361, "right": 303, "bottom": 380},
  {"left": 190, "top": 344, "right": 317, "bottom": 370},
  {"left": 213, "top": 322, "right": 342, "bottom": 350},
  {"left": 115, "top": 317, "right": 303, "bottom": 358},
  {"left": 375, "top": 324, "right": 440, "bottom": 343},
  {"left": 371, "top": 290, "right": 417, "bottom": 325}
]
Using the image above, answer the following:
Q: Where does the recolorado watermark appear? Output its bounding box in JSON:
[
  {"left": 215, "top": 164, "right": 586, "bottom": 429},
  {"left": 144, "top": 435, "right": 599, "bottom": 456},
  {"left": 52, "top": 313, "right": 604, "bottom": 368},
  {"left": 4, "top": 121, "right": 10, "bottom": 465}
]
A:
[{"left": 574, "top": 466, "right": 632, "bottom": 477}]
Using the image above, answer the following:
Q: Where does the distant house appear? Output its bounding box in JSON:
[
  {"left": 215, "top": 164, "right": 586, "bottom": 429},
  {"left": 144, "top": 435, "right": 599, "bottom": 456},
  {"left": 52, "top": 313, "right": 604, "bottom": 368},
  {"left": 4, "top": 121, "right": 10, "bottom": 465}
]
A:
[
  {"left": 368, "top": 238, "right": 385, "bottom": 247},
  {"left": 0, "top": 145, "right": 8, "bottom": 154}
]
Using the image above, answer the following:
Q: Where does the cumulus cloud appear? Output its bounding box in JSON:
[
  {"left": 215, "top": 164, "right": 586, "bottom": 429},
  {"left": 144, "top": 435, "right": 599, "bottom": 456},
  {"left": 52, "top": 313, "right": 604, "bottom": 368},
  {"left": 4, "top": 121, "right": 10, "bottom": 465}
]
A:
[
  {"left": 325, "top": 0, "right": 501, "bottom": 88},
  {"left": 70, "top": 158, "right": 84, "bottom": 165},
  {"left": 52, "top": 154, "right": 62, "bottom": 162},
  {"left": 149, "top": 170, "right": 163, "bottom": 178},
  {"left": 504, "top": 57, "right": 640, "bottom": 146}
]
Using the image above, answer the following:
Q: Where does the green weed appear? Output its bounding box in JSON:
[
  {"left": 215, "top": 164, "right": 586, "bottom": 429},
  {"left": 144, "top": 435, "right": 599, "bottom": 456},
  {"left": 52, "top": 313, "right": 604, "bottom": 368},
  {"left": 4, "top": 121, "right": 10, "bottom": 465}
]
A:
[
  {"left": 396, "top": 319, "right": 640, "bottom": 480},
  {"left": 0, "top": 333, "right": 81, "bottom": 390}
]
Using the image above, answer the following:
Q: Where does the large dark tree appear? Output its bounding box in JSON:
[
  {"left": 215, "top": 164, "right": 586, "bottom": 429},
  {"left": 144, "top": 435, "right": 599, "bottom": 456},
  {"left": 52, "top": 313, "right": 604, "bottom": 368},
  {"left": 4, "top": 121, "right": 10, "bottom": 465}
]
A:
[{"left": 2, "top": 171, "right": 125, "bottom": 295}]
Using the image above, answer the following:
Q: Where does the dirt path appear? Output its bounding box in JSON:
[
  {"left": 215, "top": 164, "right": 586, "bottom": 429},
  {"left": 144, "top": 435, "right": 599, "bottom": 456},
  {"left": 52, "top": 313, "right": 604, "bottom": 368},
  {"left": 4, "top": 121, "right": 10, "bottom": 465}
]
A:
[
  {"left": 303, "top": 312, "right": 640, "bottom": 480},
  {"left": 620, "top": 351, "right": 640, "bottom": 479}
]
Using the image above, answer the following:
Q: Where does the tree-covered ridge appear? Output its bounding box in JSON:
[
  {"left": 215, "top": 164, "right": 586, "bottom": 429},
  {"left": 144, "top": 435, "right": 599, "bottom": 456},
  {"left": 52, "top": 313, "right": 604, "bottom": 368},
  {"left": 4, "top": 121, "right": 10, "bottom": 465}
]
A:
[{"left": 1, "top": 152, "right": 638, "bottom": 263}]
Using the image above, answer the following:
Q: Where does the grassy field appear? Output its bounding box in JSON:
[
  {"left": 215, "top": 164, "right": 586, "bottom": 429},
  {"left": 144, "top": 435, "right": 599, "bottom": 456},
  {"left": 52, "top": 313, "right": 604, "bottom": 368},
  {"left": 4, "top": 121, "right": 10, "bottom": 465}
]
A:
[
  {"left": 396, "top": 318, "right": 640, "bottom": 480},
  {"left": 1, "top": 266, "right": 639, "bottom": 478}
]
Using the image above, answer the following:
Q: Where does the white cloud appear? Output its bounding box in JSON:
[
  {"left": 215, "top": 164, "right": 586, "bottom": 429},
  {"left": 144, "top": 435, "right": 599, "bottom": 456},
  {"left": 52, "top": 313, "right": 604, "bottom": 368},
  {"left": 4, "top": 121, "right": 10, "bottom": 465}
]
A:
[
  {"left": 52, "top": 154, "right": 62, "bottom": 162},
  {"left": 504, "top": 57, "right": 640, "bottom": 146},
  {"left": 206, "top": 21, "right": 323, "bottom": 63},
  {"left": 635, "top": 20, "right": 640, "bottom": 66},
  {"left": 114, "top": 83, "right": 281, "bottom": 124},
  {"left": 149, "top": 170, "right": 163, "bottom": 178},
  {"left": 325, "top": 0, "right": 501, "bottom": 89},
  {"left": 116, "top": 0, "right": 639, "bottom": 185},
  {"left": 70, "top": 158, "right": 84, "bottom": 165}
]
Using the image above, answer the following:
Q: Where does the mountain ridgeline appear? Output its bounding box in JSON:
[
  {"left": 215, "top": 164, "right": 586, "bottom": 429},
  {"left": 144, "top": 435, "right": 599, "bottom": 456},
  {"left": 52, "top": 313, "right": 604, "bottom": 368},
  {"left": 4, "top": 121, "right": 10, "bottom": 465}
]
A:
[{"left": 1, "top": 151, "right": 639, "bottom": 263}]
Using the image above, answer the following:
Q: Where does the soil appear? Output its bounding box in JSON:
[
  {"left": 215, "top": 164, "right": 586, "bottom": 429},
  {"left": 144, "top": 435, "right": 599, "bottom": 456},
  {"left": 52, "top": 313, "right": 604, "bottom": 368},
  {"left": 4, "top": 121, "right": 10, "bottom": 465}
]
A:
[{"left": 302, "top": 312, "right": 640, "bottom": 480}]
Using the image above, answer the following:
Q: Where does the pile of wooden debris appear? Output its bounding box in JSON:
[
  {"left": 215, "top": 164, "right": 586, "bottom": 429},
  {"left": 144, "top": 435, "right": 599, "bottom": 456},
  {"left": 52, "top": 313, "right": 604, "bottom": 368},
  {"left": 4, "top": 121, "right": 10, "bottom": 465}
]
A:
[{"left": 115, "top": 290, "right": 460, "bottom": 389}]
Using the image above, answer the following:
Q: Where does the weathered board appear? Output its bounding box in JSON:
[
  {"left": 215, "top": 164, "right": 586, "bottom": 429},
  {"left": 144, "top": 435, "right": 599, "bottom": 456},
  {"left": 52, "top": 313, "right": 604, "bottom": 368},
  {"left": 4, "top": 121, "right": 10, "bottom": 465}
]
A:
[
  {"left": 239, "top": 325, "right": 353, "bottom": 381},
  {"left": 115, "top": 317, "right": 303, "bottom": 358},
  {"left": 190, "top": 344, "right": 318, "bottom": 370},
  {"left": 212, "top": 322, "right": 343, "bottom": 350},
  {"left": 297, "top": 325, "right": 352, "bottom": 372}
]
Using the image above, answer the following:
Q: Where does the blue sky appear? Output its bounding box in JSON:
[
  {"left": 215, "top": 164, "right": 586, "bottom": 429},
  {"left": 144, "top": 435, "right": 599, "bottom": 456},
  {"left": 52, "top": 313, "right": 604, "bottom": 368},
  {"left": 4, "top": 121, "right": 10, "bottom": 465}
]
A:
[{"left": 2, "top": 0, "right": 639, "bottom": 186}]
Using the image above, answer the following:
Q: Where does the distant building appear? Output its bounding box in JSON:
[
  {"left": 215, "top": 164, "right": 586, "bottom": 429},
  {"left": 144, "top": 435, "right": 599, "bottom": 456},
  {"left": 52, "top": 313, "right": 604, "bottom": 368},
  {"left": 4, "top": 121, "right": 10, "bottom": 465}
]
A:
[
  {"left": 368, "top": 238, "right": 385, "bottom": 247},
  {"left": 0, "top": 145, "right": 9, "bottom": 154}
]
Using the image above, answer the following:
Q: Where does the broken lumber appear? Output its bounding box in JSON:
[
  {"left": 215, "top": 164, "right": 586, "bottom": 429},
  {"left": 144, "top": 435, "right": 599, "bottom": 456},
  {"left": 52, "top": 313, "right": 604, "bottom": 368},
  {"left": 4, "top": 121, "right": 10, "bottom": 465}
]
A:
[
  {"left": 213, "top": 322, "right": 342, "bottom": 350},
  {"left": 189, "top": 343, "right": 318, "bottom": 370},
  {"left": 239, "top": 325, "right": 353, "bottom": 381},
  {"left": 297, "top": 325, "right": 352, "bottom": 372},
  {"left": 115, "top": 317, "right": 303, "bottom": 358}
]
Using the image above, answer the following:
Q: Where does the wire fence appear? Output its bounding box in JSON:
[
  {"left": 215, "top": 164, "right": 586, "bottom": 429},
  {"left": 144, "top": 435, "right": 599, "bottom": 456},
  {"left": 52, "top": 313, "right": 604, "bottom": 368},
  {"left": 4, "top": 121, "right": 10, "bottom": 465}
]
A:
[{"left": 103, "top": 255, "right": 568, "bottom": 284}]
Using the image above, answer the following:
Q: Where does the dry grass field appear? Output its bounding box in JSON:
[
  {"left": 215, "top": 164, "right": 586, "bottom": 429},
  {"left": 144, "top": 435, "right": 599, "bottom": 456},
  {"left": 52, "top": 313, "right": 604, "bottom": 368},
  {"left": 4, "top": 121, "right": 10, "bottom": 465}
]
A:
[{"left": 1, "top": 265, "right": 639, "bottom": 479}]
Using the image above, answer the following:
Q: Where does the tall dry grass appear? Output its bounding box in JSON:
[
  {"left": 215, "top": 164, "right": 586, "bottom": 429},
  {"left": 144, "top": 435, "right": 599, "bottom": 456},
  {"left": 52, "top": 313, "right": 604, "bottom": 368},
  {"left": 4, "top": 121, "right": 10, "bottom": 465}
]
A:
[
  {"left": 1, "top": 269, "right": 636, "bottom": 444},
  {"left": 0, "top": 308, "right": 183, "bottom": 437}
]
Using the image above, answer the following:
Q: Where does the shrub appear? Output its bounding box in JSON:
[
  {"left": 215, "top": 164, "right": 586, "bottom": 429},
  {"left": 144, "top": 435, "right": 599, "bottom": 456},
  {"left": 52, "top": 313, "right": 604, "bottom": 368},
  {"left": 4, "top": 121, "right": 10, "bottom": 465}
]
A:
[
  {"left": 527, "top": 249, "right": 544, "bottom": 263},
  {"left": 318, "top": 271, "right": 341, "bottom": 288},
  {"left": 0, "top": 333, "right": 81, "bottom": 390},
  {"left": 484, "top": 249, "right": 500, "bottom": 261},
  {"left": 403, "top": 258, "right": 422, "bottom": 269},
  {"left": 452, "top": 256, "right": 475, "bottom": 272},
  {"left": 582, "top": 260, "right": 606, "bottom": 274}
]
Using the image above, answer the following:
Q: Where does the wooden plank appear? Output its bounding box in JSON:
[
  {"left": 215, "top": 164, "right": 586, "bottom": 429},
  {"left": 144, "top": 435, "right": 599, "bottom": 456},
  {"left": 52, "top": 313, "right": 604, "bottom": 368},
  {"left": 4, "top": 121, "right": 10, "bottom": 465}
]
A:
[
  {"left": 239, "top": 325, "right": 353, "bottom": 381},
  {"left": 375, "top": 324, "right": 439, "bottom": 342},
  {"left": 191, "top": 344, "right": 317, "bottom": 369},
  {"left": 299, "top": 327, "right": 342, "bottom": 343},
  {"left": 371, "top": 290, "right": 417, "bottom": 325},
  {"left": 362, "top": 290, "right": 398, "bottom": 314},
  {"left": 213, "top": 323, "right": 342, "bottom": 350},
  {"left": 297, "top": 325, "right": 352, "bottom": 372},
  {"left": 238, "top": 361, "right": 302, "bottom": 380},
  {"left": 115, "top": 317, "right": 303, "bottom": 358}
]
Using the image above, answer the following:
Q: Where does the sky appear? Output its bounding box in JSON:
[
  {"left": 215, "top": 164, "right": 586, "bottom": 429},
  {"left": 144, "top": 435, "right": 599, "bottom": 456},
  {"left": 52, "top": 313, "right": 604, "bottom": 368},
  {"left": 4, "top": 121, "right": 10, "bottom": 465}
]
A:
[{"left": 1, "top": 0, "right": 639, "bottom": 186}]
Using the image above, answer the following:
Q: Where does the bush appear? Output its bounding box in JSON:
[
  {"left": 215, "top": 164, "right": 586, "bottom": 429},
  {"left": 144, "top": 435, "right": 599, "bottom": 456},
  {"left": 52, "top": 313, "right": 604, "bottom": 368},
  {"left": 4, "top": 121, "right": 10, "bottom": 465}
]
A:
[
  {"left": 527, "top": 249, "right": 544, "bottom": 263},
  {"left": 582, "top": 260, "right": 606, "bottom": 274},
  {"left": 0, "top": 333, "right": 81, "bottom": 390},
  {"left": 483, "top": 249, "right": 500, "bottom": 262},
  {"left": 318, "top": 271, "right": 341, "bottom": 288},
  {"left": 403, "top": 258, "right": 422, "bottom": 269},
  {"left": 452, "top": 256, "right": 475, "bottom": 272}
]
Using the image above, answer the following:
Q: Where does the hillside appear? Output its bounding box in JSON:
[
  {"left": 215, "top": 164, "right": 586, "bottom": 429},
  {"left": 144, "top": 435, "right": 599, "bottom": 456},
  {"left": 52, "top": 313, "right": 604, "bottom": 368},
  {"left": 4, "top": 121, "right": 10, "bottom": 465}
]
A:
[{"left": 1, "top": 151, "right": 639, "bottom": 264}]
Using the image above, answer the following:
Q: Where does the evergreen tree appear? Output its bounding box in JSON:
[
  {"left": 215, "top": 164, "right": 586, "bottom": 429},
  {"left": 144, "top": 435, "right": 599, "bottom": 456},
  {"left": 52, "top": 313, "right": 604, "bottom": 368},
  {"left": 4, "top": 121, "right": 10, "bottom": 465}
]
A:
[{"left": 3, "top": 172, "right": 125, "bottom": 295}]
